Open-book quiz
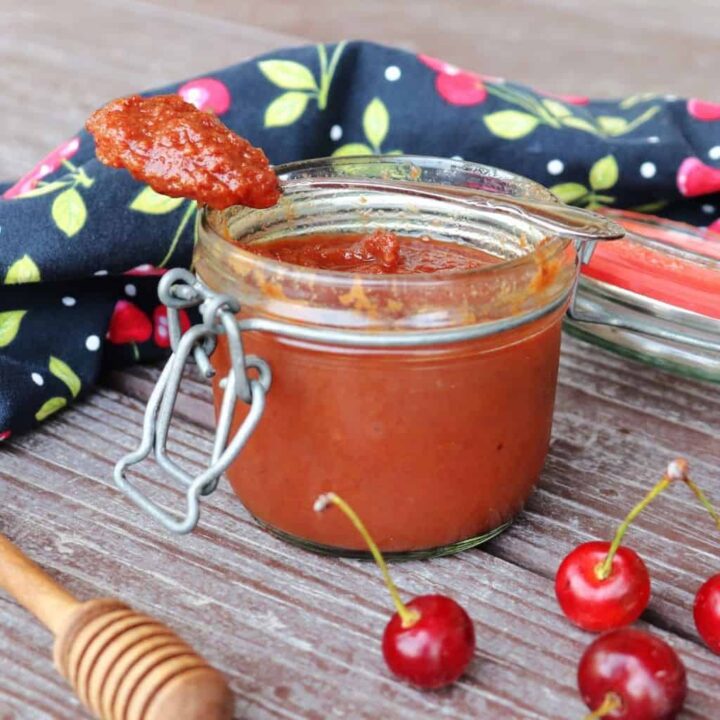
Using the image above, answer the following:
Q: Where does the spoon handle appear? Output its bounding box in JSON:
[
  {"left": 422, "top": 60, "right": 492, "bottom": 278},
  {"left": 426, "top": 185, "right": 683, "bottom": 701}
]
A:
[{"left": 0, "top": 533, "right": 78, "bottom": 635}]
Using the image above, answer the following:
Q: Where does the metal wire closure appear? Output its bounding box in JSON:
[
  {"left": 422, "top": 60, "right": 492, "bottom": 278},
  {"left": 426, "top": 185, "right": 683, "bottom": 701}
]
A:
[{"left": 113, "top": 268, "right": 272, "bottom": 533}]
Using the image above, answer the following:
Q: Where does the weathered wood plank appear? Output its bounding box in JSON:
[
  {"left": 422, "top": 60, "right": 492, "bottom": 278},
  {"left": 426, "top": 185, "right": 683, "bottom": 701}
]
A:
[{"left": 3, "top": 335, "right": 720, "bottom": 718}]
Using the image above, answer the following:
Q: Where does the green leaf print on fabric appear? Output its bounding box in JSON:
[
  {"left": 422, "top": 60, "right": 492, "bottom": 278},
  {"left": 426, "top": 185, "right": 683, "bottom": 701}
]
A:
[
  {"left": 259, "top": 60, "right": 319, "bottom": 91},
  {"left": 5, "top": 255, "right": 41, "bottom": 284},
  {"left": 49, "top": 356, "right": 81, "bottom": 398},
  {"left": 0, "top": 310, "right": 27, "bottom": 347},
  {"left": 589, "top": 155, "right": 620, "bottom": 191},
  {"left": 551, "top": 154, "right": 620, "bottom": 210},
  {"left": 597, "top": 116, "right": 629, "bottom": 136},
  {"left": 484, "top": 110, "right": 540, "bottom": 140},
  {"left": 559, "top": 116, "right": 599, "bottom": 134},
  {"left": 51, "top": 187, "right": 87, "bottom": 238},
  {"left": 265, "top": 92, "right": 312, "bottom": 127},
  {"left": 14, "top": 180, "right": 71, "bottom": 200},
  {"left": 333, "top": 98, "right": 401, "bottom": 156},
  {"left": 9, "top": 157, "right": 94, "bottom": 238},
  {"left": 363, "top": 98, "right": 390, "bottom": 149},
  {"left": 542, "top": 99, "right": 572, "bottom": 119},
  {"left": 550, "top": 183, "right": 589, "bottom": 204},
  {"left": 483, "top": 83, "right": 661, "bottom": 141},
  {"left": 35, "top": 397, "right": 67, "bottom": 422},
  {"left": 260, "top": 42, "right": 346, "bottom": 127},
  {"left": 130, "top": 186, "right": 185, "bottom": 214},
  {"left": 332, "top": 143, "right": 375, "bottom": 157}
]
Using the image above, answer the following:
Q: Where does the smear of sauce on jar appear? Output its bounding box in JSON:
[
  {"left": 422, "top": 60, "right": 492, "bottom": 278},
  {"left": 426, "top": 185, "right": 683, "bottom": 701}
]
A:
[
  {"left": 86, "top": 94, "right": 280, "bottom": 209},
  {"left": 248, "top": 229, "right": 500, "bottom": 274}
]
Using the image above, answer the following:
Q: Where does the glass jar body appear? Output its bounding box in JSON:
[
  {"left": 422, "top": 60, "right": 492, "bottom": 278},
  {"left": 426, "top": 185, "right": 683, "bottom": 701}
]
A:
[
  {"left": 210, "top": 309, "right": 564, "bottom": 555},
  {"left": 195, "top": 156, "right": 577, "bottom": 556}
]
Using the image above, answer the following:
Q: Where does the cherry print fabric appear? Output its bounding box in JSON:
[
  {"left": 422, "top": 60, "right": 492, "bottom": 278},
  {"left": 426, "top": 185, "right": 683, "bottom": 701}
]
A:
[{"left": 1, "top": 40, "right": 720, "bottom": 438}]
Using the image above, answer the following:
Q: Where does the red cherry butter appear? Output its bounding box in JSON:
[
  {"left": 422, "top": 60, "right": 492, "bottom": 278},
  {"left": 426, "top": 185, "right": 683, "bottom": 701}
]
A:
[{"left": 556, "top": 541, "right": 650, "bottom": 632}]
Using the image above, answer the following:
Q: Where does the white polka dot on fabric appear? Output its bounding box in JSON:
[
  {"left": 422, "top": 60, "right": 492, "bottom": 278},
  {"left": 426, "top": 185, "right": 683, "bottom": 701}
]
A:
[
  {"left": 31, "top": 372, "right": 44, "bottom": 386},
  {"left": 384, "top": 65, "right": 402, "bottom": 82},
  {"left": 647, "top": 136, "right": 660, "bottom": 144},
  {"left": 94, "top": 269, "right": 108, "bottom": 276},
  {"left": 709, "top": 146, "right": 720, "bottom": 161},
  {"left": 702, "top": 204, "right": 716, "bottom": 214},
  {"left": 62, "top": 296, "right": 76, "bottom": 307},
  {"left": 85, "top": 335, "right": 101, "bottom": 352},
  {"left": 329, "top": 125, "right": 343, "bottom": 142},
  {"left": 640, "top": 162, "right": 657, "bottom": 179},
  {"left": 124, "top": 283, "right": 137, "bottom": 297},
  {"left": 547, "top": 159, "right": 564, "bottom": 176}
]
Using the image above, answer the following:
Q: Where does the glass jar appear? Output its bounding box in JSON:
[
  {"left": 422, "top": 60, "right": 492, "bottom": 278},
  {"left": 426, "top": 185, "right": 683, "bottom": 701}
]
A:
[
  {"left": 191, "top": 156, "right": 582, "bottom": 557},
  {"left": 114, "top": 156, "right": 624, "bottom": 556},
  {"left": 566, "top": 210, "right": 720, "bottom": 383}
]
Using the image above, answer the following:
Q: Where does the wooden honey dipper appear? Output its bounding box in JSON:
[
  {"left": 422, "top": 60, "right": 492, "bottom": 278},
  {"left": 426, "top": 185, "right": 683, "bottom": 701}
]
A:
[{"left": 0, "top": 533, "right": 234, "bottom": 720}]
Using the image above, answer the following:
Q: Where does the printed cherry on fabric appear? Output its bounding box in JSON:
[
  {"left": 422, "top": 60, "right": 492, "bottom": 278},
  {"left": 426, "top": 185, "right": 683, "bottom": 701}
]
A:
[{"left": 107, "top": 301, "right": 152, "bottom": 345}]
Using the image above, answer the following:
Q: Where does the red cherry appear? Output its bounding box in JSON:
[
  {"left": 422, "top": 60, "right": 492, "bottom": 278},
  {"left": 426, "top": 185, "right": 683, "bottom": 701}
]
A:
[
  {"left": 178, "top": 78, "right": 231, "bottom": 115},
  {"left": 556, "top": 541, "right": 650, "bottom": 632},
  {"left": 579, "top": 628, "right": 686, "bottom": 720},
  {"left": 153, "top": 305, "right": 191, "bottom": 348},
  {"left": 107, "top": 300, "right": 152, "bottom": 344},
  {"left": 0, "top": 430, "right": 11, "bottom": 442},
  {"left": 418, "top": 53, "right": 488, "bottom": 105},
  {"left": 435, "top": 71, "right": 487, "bottom": 106},
  {"left": 382, "top": 594, "right": 475, "bottom": 689},
  {"left": 687, "top": 98, "right": 720, "bottom": 121},
  {"left": 694, "top": 573, "right": 720, "bottom": 653},
  {"left": 676, "top": 157, "right": 720, "bottom": 197},
  {"left": 314, "top": 493, "right": 475, "bottom": 690},
  {"left": 3, "top": 136, "right": 80, "bottom": 199}
]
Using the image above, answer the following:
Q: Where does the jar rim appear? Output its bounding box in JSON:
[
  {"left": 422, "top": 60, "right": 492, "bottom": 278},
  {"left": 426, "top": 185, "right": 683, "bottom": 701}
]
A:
[{"left": 200, "top": 154, "right": 572, "bottom": 287}]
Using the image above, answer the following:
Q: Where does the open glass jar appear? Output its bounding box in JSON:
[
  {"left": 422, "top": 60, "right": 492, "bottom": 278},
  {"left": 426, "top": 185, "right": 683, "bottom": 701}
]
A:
[{"left": 115, "top": 156, "right": 623, "bottom": 557}]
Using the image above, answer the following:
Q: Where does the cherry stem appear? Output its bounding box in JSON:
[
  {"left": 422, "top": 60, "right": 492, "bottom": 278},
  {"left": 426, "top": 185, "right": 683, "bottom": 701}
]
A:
[
  {"left": 314, "top": 492, "right": 420, "bottom": 628},
  {"left": 596, "top": 474, "right": 672, "bottom": 580},
  {"left": 665, "top": 458, "right": 720, "bottom": 530},
  {"left": 584, "top": 692, "right": 622, "bottom": 720}
]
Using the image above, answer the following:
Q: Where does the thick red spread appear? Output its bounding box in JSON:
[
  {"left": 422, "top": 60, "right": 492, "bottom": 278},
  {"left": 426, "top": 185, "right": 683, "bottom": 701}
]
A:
[
  {"left": 248, "top": 229, "right": 499, "bottom": 274},
  {"left": 86, "top": 94, "right": 279, "bottom": 209}
]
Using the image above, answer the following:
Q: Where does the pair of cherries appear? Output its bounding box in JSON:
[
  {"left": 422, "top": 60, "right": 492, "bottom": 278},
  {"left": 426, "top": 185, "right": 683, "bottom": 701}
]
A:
[{"left": 555, "top": 459, "right": 720, "bottom": 719}]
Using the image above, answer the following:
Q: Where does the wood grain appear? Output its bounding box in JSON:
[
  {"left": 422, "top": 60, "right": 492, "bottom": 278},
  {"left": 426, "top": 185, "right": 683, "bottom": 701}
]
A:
[
  {"left": 1, "top": 335, "right": 719, "bottom": 719},
  {"left": 2, "top": 1, "right": 720, "bottom": 718}
]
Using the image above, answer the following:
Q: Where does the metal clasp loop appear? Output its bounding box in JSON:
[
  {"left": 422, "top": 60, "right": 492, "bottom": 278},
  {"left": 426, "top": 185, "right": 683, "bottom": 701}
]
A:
[{"left": 113, "top": 269, "right": 271, "bottom": 534}]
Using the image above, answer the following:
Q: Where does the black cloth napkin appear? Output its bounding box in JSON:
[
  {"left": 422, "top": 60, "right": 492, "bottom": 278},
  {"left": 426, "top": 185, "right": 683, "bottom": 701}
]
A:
[{"left": 2, "top": 39, "right": 720, "bottom": 439}]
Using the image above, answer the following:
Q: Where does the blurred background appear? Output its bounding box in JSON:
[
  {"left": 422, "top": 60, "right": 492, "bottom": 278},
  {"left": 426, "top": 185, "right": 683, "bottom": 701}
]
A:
[{"left": 3, "top": 0, "right": 719, "bottom": 177}]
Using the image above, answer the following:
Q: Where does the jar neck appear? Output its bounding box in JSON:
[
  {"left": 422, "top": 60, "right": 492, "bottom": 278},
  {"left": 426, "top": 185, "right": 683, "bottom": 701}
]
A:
[{"left": 194, "top": 156, "right": 578, "bottom": 334}]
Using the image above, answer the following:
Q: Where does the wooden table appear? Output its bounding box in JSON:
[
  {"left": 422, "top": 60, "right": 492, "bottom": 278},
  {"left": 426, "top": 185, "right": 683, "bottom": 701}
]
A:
[{"left": 2, "top": 2, "right": 720, "bottom": 718}]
